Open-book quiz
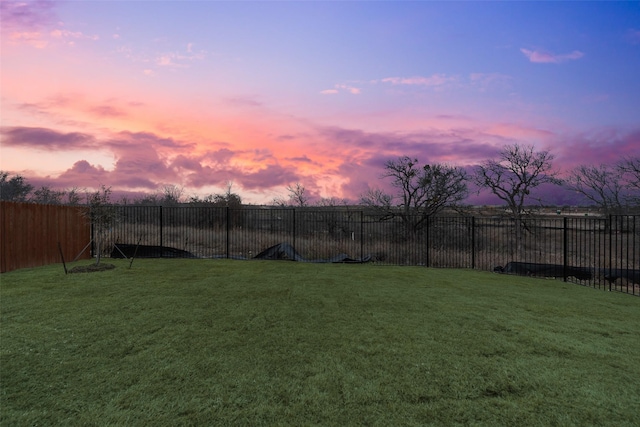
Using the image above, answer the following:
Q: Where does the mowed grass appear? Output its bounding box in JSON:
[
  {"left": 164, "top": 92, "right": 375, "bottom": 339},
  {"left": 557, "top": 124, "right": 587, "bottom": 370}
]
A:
[{"left": 1, "top": 260, "right": 639, "bottom": 426}]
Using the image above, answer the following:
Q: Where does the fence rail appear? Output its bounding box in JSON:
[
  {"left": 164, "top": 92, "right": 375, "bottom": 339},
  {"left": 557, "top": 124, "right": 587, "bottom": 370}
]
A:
[{"left": 100, "top": 206, "right": 639, "bottom": 296}]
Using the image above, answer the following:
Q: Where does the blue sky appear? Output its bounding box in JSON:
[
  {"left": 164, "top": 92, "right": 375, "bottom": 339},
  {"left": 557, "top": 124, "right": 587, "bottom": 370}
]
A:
[{"left": 1, "top": 1, "right": 639, "bottom": 204}]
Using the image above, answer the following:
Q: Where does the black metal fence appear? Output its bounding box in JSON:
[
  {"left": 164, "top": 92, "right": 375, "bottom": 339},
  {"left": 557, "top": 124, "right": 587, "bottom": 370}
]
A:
[{"left": 97, "top": 206, "right": 639, "bottom": 296}]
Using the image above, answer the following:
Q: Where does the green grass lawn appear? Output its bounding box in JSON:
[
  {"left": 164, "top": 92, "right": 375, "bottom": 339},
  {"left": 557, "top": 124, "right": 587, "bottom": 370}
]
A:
[{"left": 1, "top": 259, "right": 639, "bottom": 426}]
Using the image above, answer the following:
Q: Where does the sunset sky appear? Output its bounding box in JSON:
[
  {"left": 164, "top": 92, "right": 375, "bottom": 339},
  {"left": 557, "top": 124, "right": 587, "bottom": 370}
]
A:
[{"left": 1, "top": 1, "right": 639, "bottom": 205}]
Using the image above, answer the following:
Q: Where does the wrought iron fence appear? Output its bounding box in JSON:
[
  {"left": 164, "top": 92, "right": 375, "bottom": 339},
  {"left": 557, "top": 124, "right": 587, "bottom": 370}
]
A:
[{"left": 97, "top": 206, "right": 639, "bottom": 296}]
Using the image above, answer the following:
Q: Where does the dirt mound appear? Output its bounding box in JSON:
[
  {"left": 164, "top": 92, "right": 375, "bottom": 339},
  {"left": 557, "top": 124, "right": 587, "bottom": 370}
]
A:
[
  {"left": 254, "top": 242, "right": 371, "bottom": 263},
  {"left": 111, "top": 244, "right": 197, "bottom": 259}
]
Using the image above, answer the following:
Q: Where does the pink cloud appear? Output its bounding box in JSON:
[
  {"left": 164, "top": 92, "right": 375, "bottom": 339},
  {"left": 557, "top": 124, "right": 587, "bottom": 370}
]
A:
[
  {"left": 202, "top": 148, "right": 237, "bottom": 165},
  {"left": 482, "top": 123, "right": 556, "bottom": 141},
  {"left": 37, "top": 94, "right": 144, "bottom": 119},
  {"left": 155, "top": 48, "right": 205, "bottom": 68},
  {"left": 108, "top": 131, "right": 193, "bottom": 151},
  {"left": 554, "top": 128, "right": 640, "bottom": 171},
  {"left": 7, "top": 31, "right": 49, "bottom": 48},
  {"left": 312, "top": 125, "right": 506, "bottom": 202},
  {"left": 520, "top": 48, "right": 584, "bottom": 63},
  {"left": 171, "top": 155, "right": 204, "bottom": 172},
  {"left": 181, "top": 162, "right": 299, "bottom": 191},
  {"left": 287, "top": 155, "right": 314, "bottom": 163},
  {"left": 317, "top": 125, "right": 502, "bottom": 166},
  {"left": 223, "top": 96, "right": 263, "bottom": 108},
  {"left": 90, "top": 105, "right": 127, "bottom": 118},
  {"left": 54, "top": 160, "right": 111, "bottom": 188},
  {"left": 1, "top": 126, "right": 96, "bottom": 149},
  {"left": 1, "top": 2, "right": 97, "bottom": 49},
  {"left": 104, "top": 132, "right": 195, "bottom": 185},
  {"left": 320, "top": 84, "right": 361, "bottom": 95},
  {"left": 0, "top": 0, "right": 56, "bottom": 32},
  {"left": 50, "top": 28, "right": 98, "bottom": 42},
  {"left": 237, "top": 164, "right": 300, "bottom": 190},
  {"left": 339, "top": 84, "right": 361, "bottom": 95}
]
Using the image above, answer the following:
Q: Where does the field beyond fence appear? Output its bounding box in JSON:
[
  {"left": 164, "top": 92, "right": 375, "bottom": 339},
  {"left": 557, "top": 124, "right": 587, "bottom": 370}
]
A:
[{"left": 99, "top": 206, "right": 639, "bottom": 296}]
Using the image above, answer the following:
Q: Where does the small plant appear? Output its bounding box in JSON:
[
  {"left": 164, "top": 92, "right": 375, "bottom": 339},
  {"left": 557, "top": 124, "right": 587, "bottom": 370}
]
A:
[{"left": 83, "top": 185, "right": 118, "bottom": 265}]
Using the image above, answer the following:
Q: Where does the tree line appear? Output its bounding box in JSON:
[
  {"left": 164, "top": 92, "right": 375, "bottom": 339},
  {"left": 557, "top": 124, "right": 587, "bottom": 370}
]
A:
[
  {"left": 361, "top": 144, "right": 638, "bottom": 237},
  {"left": 0, "top": 176, "right": 243, "bottom": 209},
  {"left": 2, "top": 144, "right": 639, "bottom": 221}
]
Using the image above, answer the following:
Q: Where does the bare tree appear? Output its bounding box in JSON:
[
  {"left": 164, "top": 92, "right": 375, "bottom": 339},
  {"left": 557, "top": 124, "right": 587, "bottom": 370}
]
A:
[
  {"left": 161, "top": 184, "right": 184, "bottom": 206},
  {"left": 135, "top": 193, "right": 162, "bottom": 205},
  {"left": 272, "top": 182, "right": 309, "bottom": 207},
  {"left": 566, "top": 164, "right": 625, "bottom": 215},
  {"left": 317, "top": 196, "right": 348, "bottom": 208},
  {"left": 66, "top": 187, "right": 82, "bottom": 205},
  {"left": 133, "top": 185, "right": 184, "bottom": 206},
  {"left": 619, "top": 156, "right": 640, "bottom": 206},
  {"left": 190, "top": 182, "right": 242, "bottom": 208},
  {"left": 212, "top": 182, "right": 243, "bottom": 208},
  {"left": 566, "top": 157, "right": 640, "bottom": 213},
  {"left": 31, "top": 186, "right": 66, "bottom": 204},
  {"left": 315, "top": 196, "right": 352, "bottom": 239},
  {"left": 474, "top": 143, "right": 561, "bottom": 219},
  {"left": 362, "top": 156, "right": 468, "bottom": 238},
  {"left": 287, "top": 182, "right": 309, "bottom": 207},
  {"left": 474, "top": 143, "right": 561, "bottom": 254},
  {"left": 84, "top": 185, "right": 118, "bottom": 265},
  {"left": 270, "top": 195, "right": 288, "bottom": 207}
]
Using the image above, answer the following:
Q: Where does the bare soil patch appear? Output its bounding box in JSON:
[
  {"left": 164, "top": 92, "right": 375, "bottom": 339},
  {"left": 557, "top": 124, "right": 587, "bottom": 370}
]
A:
[{"left": 68, "top": 263, "right": 116, "bottom": 274}]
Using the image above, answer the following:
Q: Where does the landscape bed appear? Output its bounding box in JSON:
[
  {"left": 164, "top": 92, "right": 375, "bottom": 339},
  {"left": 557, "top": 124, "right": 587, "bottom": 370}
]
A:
[{"left": 1, "top": 259, "right": 639, "bottom": 425}]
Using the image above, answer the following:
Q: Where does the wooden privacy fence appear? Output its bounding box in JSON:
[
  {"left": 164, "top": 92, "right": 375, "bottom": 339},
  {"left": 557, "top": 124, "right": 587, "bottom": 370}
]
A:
[{"left": 0, "top": 201, "right": 91, "bottom": 273}]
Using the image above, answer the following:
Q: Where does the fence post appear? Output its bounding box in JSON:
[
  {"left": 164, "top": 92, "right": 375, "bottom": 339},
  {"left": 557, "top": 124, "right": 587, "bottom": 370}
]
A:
[
  {"left": 425, "top": 215, "right": 430, "bottom": 268},
  {"left": 609, "top": 214, "right": 613, "bottom": 292},
  {"left": 563, "top": 217, "right": 568, "bottom": 282},
  {"left": 292, "top": 209, "right": 296, "bottom": 249},
  {"left": 90, "top": 210, "right": 95, "bottom": 258},
  {"left": 634, "top": 216, "right": 637, "bottom": 280},
  {"left": 360, "top": 210, "right": 364, "bottom": 261},
  {"left": 226, "top": 207, "right": 230, "bottom": 259},
  {"left": 159, "top": 206, "right": 163, "bottom": 258},
  {"left": 471, "top": 216, "right": 476, "bottom": 270}
]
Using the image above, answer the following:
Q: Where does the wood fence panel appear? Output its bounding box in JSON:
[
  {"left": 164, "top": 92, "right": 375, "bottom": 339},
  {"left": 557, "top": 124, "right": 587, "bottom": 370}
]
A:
[{"left": 0, "top": 202, "right": 91, "bottom": 273}]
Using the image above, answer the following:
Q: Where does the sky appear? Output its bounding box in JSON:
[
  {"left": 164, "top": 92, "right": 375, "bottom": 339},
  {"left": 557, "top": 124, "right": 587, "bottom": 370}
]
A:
[{"left": 1, "top": 0, "right": 639, "bottom": 205}]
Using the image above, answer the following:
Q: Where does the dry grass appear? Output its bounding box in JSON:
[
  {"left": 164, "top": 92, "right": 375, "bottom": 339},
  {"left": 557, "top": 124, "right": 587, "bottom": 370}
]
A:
[
  {"left": 99, "top": 215, "right": 639, "bottom": 295},
  {"left": 103, "top": 222, "right": 639, "bottom": 267}
]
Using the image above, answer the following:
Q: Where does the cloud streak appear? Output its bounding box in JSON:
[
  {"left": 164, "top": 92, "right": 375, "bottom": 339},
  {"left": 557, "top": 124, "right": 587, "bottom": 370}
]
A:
[
  {"left": 1, "top": 126, "right": 96, "bottom": 150},
  {"left": 1, "top": 0, "right": 98, "bottom": 50},
  {"left": 320, "top": 84, "right": 361, "bottom": 95},
  {"left": 520, "top": 48, "right": 584, "bottom": 63},
  {"left": 379, "top": 74, "right": 457, "bottom": 87}
]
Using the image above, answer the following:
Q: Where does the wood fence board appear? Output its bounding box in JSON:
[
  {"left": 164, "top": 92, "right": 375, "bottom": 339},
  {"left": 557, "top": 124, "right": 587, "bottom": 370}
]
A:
[{"left": 0, "top": 201, "right": 90, "bottom": 273}]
